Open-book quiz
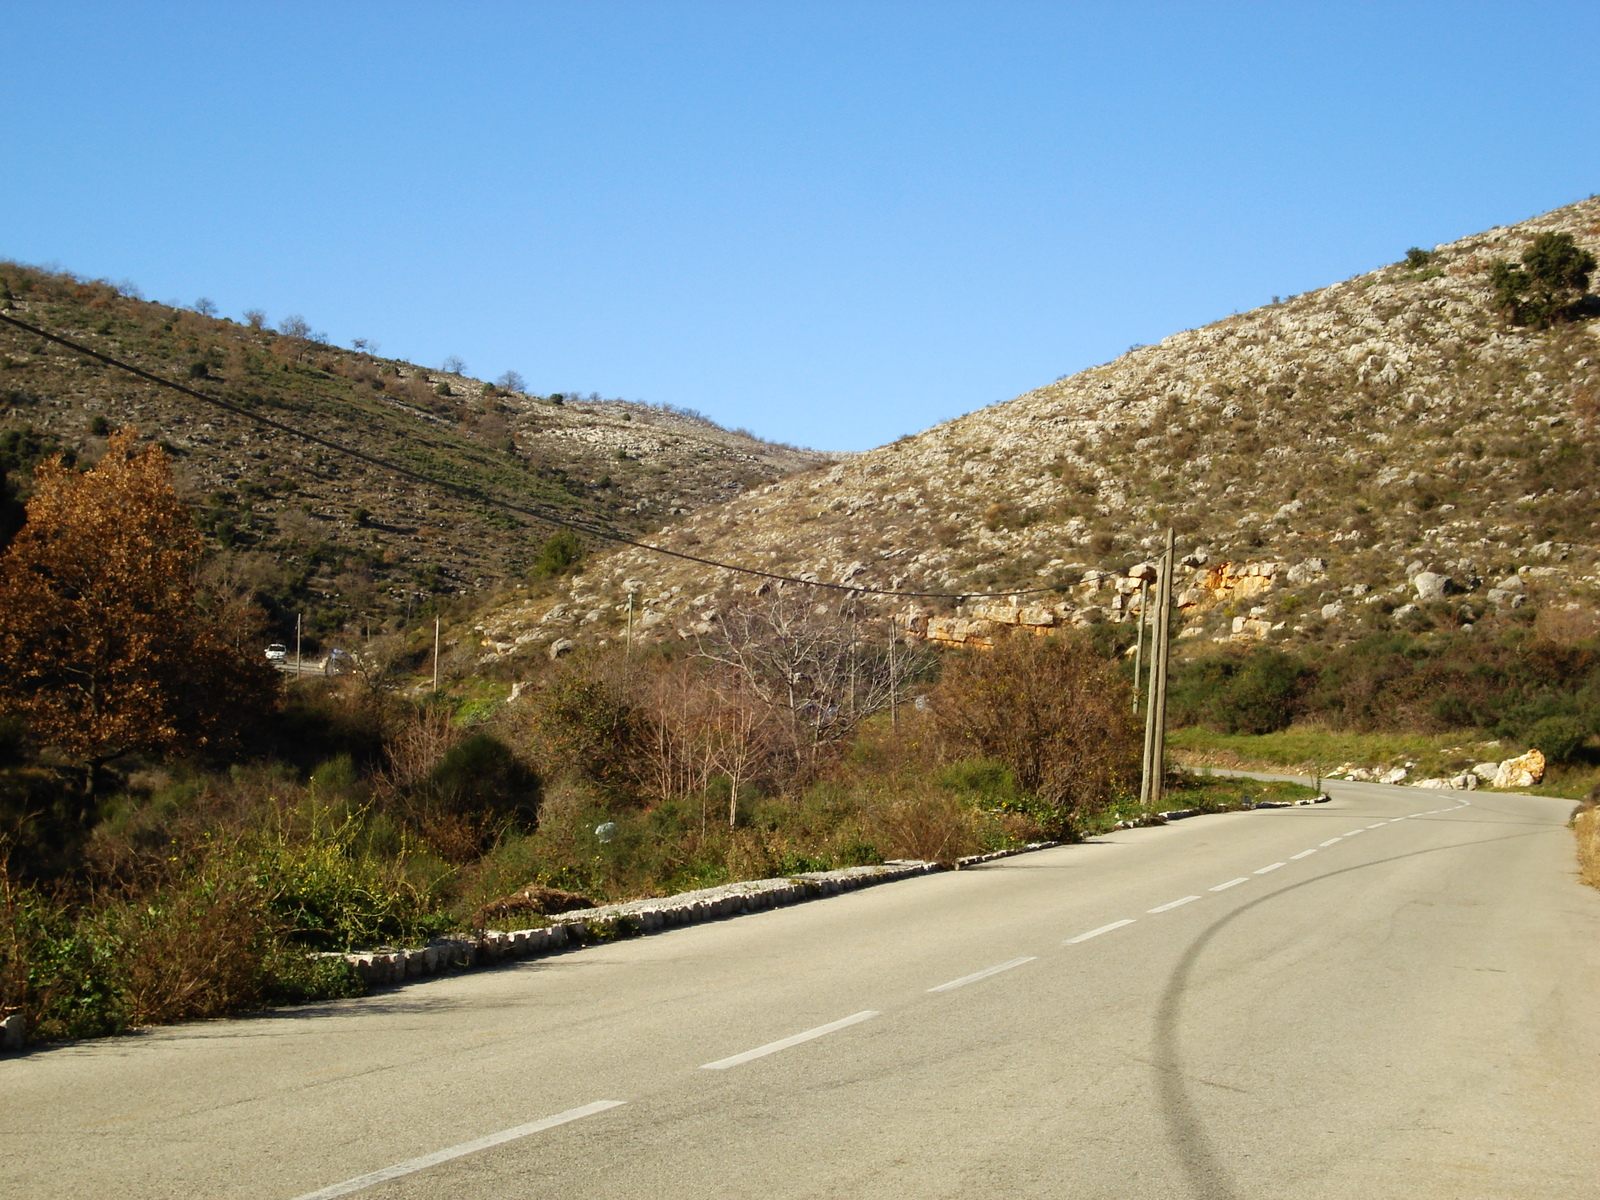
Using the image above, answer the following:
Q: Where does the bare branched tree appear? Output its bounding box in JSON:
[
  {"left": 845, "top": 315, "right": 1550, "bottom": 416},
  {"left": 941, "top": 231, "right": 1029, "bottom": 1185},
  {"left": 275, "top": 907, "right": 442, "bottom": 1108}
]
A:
[{"left": 695, "top": 591, "right": 932, "bottom": 781}]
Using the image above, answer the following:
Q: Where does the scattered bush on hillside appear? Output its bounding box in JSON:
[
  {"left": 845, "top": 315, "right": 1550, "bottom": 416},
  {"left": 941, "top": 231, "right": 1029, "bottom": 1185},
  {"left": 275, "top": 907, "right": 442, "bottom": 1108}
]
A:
[
  {"left": 1487, "top": 231, "right": 1597, "bottom": 328},
  {"left": 530, "top": 529, "right": 585, "bottom": 579}
]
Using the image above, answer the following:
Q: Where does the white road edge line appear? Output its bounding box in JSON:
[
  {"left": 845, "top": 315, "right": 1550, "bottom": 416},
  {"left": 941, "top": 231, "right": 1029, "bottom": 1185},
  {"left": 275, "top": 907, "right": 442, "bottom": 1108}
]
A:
[
  {"left": 1209, "top": 877, "right": 1249, "bottom": 891},
  {"left": 288, "top": 1101, "right": 626, "bottom": 1200},
  {"left": 1319, "top": 838, "right": 1343, "bottom": 846},
  {"left": 927, "top": 956, "right": 1037, "bottom": 993},
  {"left": 1254, "top": 862, "right": 1286, "bottom": 874},
  {"left": 1064, "top": 919, "right": 1136, "bottom": 944},
  {"left": 1366, "top": 822, "right": 1388, "bottom": 828},
  {"left": 700, "top": 1011, "right": 881, "bottom": 1069},
  {"left": 1344, "top": 829, "right": 1367, "bottom": 836},
  {"left": 1289, "top": 849, "right": 1318, "bottom": 859},
  {"left": 1147, "top": 895, "right": 1202, "bottom": 914}
]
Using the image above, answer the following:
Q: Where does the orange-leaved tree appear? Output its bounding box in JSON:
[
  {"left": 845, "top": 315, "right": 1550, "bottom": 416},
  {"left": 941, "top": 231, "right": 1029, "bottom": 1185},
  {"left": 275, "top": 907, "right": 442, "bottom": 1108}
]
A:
[{"left": 0, "top": 429, "right": 278, "bottom": 800}]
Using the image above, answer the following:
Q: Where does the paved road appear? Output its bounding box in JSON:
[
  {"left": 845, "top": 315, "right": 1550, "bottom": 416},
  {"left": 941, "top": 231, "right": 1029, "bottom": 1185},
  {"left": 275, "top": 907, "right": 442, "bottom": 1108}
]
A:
[{"left": 7, "top": 782, "right": 1598, "bottom": 1199}]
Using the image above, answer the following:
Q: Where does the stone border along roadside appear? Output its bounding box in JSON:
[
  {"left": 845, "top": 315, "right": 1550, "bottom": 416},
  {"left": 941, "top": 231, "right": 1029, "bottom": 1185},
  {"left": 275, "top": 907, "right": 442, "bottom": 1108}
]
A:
[
  {"left": 0, "top": 802, "right": 1332, "bottom": 1050},
  {"left": 334, "top": 796, "right": 1328, "bottom": 989}
]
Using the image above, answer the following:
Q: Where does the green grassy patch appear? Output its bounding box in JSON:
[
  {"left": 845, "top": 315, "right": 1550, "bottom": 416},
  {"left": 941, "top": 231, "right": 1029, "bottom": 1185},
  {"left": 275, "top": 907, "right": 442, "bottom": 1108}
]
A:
[{"left": 1168, "top": 725, "right": 1511, "bottom": 781}]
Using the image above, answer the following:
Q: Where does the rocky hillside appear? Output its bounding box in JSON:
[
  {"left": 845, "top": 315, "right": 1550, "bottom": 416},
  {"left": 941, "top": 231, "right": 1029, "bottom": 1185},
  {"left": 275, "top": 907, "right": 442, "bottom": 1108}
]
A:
[
  {"left": 0, "top": 264, "right": 833, "bottom": 627},
  {"left": 476, "top": 196, "right": 1600, "bottom": 659}
]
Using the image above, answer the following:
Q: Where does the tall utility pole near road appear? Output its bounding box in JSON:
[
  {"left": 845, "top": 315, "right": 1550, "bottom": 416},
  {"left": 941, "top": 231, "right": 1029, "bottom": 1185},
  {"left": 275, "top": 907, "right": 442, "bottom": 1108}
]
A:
[{"left": 1139, "top": 530, "right": 1176, "bottom": 810}]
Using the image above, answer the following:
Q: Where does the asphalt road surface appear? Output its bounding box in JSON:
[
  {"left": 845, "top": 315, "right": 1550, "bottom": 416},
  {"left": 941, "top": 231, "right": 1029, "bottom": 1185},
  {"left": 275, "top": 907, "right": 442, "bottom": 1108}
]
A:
[{"left": 7, "top": 780, "right": 1598, "bottom": 1199}]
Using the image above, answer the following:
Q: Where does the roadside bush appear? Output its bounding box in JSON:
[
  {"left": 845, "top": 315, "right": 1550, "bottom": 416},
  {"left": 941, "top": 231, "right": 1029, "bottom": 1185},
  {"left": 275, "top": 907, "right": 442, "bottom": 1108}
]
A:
[
  {"left": 1169, "top": 648, "right": 1311, "bottom": 735},
  {"left": 1524, "top": 715, "right": 1589, "bottom": 764},
  {"left": 527, "top": 656, "right": 647, "bottom": 796},
  {"left": 930, "top": 632, "right": 1138, "bottom": 829}
]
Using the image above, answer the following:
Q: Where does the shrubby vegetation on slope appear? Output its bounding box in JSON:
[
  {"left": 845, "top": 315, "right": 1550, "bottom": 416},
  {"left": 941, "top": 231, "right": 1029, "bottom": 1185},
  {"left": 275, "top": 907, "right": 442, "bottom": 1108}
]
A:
[{"left": 0, "top": 260, "right": 830, "bottom": 640}]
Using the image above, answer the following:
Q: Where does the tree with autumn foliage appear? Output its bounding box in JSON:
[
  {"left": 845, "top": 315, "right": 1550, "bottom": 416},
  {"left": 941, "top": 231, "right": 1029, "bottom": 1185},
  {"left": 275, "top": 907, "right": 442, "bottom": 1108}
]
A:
[{"left": 0, "top": 430, "right": 278, "bottom": 800}]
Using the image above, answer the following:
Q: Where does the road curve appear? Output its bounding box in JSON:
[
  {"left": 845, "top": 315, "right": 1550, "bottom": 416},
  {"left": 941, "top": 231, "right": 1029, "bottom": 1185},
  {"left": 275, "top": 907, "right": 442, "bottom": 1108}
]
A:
[{"left": 5, "top": 780, "right": 1598, "bottom": 1199}]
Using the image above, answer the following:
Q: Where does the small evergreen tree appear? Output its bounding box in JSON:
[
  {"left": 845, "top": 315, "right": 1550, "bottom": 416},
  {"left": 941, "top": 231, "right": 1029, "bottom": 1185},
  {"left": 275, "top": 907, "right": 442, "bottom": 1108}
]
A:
[
  {"left": 1486, "top": 231, "right": 1596, "bottom": 327},
  {"left": 530, "top": 528, "right": 584, "bottom": 579}
]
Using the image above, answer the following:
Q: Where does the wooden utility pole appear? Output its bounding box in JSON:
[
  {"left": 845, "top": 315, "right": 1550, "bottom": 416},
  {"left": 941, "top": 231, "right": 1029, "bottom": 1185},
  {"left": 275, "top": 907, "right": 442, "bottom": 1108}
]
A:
[
  {"left": 1139, "top": 531, "right": 1176, "bottom": 809},
  {"left": 888, "top": 614, "right": 898, "bottom": 731},
  {"left": 1133, "top": 579, "right": 1149, "bottom": 715},
  {"left": 432, "top": 616, "right": 441, "bottom": 693},
  {"left": 626, "top": 592, "right": 634, "bottom": 655},
  {"left": 295, "top": 613, "right": 302, "bottom": 678}
]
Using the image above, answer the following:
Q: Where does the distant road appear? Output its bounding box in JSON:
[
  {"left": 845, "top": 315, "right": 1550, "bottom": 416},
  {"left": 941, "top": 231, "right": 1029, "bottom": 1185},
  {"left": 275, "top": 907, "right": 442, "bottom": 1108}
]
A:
[{"left": 6, "top": 781, "right": 1597, "bottom": 1199}]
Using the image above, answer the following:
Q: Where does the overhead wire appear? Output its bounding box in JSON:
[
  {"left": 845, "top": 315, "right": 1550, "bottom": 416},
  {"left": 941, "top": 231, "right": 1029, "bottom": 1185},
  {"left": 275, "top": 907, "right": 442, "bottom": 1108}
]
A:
[{"left": 0, "top": 310, "right": 1063, "bottom": 601}]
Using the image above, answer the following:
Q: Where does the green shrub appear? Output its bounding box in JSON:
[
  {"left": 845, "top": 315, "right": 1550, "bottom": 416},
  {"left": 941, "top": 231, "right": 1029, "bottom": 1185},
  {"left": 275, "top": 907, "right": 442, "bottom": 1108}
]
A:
[
  {"left": 530, "top": 529, "right": 585, "bottom": 579},
  {"left": 1525, "top": 715, "right": 1589, "bottom": 764},
  {"left": 1486, "top": 231, "right": 1596, "bottom": 327},
  {"left": 1170, "top": 649, "right": 1310, "bottom": 735}
]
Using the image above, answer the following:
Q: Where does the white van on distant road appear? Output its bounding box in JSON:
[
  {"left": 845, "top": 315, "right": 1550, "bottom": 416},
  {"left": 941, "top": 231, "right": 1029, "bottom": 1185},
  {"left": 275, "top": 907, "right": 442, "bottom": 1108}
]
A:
[{"left": 265, "top": 643, "right": 287, "bottom": 662}]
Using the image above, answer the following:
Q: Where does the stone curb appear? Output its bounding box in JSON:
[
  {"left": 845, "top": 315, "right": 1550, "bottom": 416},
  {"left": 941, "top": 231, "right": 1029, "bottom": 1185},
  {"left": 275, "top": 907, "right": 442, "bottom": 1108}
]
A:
[
  {"left": 337, "top": 844, "right": 1074, "bottom": 990},
  {"left": 1119, "top": 793, "right": 1331, "bottom": 829},
  {"left": 338, "top": 858, "right": 959, "bottom": 989}
]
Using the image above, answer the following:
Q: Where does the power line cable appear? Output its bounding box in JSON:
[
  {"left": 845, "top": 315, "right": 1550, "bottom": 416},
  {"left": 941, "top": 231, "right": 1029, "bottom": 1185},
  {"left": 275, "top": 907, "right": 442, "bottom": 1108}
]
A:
[{"left": 0, "top": 310, "right": 1062, "bottom": 601}]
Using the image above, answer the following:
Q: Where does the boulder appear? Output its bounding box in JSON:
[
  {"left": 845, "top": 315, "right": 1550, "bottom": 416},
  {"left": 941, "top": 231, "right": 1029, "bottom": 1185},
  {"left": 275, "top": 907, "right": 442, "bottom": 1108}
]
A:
[
  {"left": 1472, "top": 762, "right": 1501, "bottom": 782},
  {"left": 547, "top": 638, "right": 576, "bottom": 659},
  {"left": 1492, "top": 749, "right": 1545, "bottom": 789},
  {"left": 1320, "top": 601, "right": 1344, "bottom": 620},
  {"left": 1412, "top": 572, "right": 1456, "bottom": 602},
  {"left": 1378, "top": 766, "right": 1409, "bottom": 784},
  {"left": 1287, "top": 557, "right": 1329, "bottom": 585},
  {"left": 1231, "top": 616, "right": 1272, "bottom": 640}
]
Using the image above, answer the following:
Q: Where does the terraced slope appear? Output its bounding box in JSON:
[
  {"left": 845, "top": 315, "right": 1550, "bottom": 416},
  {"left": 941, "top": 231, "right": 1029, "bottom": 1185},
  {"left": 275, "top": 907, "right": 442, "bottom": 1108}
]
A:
[{"left": 477, "top": 196, "right": 1600, "bottom": 657}]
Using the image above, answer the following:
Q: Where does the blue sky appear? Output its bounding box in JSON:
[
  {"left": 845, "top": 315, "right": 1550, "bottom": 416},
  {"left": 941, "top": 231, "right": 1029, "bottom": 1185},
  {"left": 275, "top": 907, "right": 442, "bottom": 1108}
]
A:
[{"left": 3, "top": 3, "right": 1597, "bottom": 451}]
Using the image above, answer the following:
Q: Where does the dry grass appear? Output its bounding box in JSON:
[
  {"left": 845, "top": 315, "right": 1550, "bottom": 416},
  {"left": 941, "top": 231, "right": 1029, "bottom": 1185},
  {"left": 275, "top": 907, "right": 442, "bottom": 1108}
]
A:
[{"left": 1575, "top": 805, "right": 1600, "bottom": 890}]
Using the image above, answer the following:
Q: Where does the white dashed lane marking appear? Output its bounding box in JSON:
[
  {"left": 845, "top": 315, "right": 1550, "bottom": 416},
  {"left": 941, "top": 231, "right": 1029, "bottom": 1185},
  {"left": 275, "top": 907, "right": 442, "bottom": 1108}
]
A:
[
  {"left": 700, "top": 1011, "right": 881, "bottom": 1070},
  {"left": 1064, "top": 919, "right": 1136, "bottom": 944},
  {"left": 1147, "top": 895, "right": 1202, "bottom": 914},
  {"left": 927, "top": 957, "right": 1036, "bottom": 994},
  {"left": 289, "top": 1101, "right": 627, "bottom": 1200}
]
